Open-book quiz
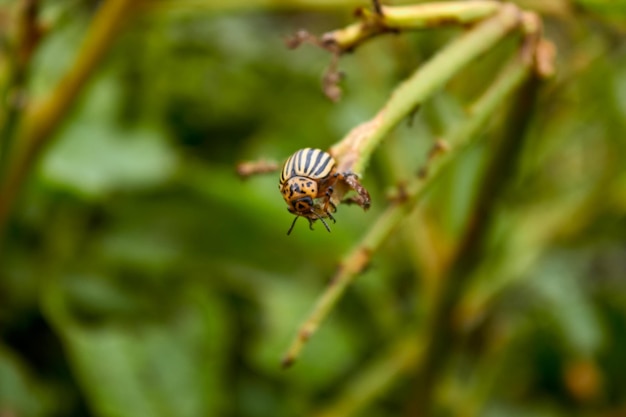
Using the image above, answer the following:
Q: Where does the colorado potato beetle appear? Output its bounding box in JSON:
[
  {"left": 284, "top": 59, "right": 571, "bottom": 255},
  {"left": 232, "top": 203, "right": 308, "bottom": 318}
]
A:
[{"left": 279, "top": 148, "right": 370, "bottom": 235}]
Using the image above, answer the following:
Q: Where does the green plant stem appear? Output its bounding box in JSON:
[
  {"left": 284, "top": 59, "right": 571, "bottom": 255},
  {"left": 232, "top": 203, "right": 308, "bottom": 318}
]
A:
[
  {"left": 0, "top": 0, "right": 41, "bottom": 186},
  {"left": 325, "top": 1, "right": 501, "bottom": 51},
  {"left": 380, "top": 1, "right": 500, "bottom": 28},
  {"left": 458, "top": 171, "right": 614, "bottom": 333},
  {"left": 0, "top": 70, "right": 27, "bottom": 184},
  {"left": 0, "top": 0, "right": 138, "bottom": 237},
  {"left": 282, "top": 55, "right": 533, "bottom": 368},
  {"left": 408, "top": 70, "right": 542, "bottom": 417},
  {"left": 447, "top": 170, "right": 615, "bottom": 415},
  {"left": 330, "top": 3, "right": 521, "bottom": 177},
  {"left": 149, "top": 0, "right": 376, "bottom": 13},
  {"left": 147, "top": 0, "right": 500, "bottom": 16}
]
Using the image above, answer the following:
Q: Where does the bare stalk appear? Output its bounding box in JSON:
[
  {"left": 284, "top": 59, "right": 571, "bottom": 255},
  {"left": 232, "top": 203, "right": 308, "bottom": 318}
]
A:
[{"left": 323, "top": 1, "right": 501, "bottom": 52}]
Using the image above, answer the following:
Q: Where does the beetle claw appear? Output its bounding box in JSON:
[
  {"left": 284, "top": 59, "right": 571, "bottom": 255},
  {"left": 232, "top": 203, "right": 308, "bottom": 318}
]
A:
[{"left": 341, "top": 172, "right": 371, "bottom": 210}]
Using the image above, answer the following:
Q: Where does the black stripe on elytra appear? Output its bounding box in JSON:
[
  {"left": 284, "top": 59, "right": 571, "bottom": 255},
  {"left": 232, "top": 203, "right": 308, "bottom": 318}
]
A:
[
  {"left": 311, "top": 149, "right": 325, "bottom": 176},
  {"left": 313, "top": 153, "right": 332, "bottom": 177},
  {"left": 304, "top": 148, "right": 313, "bottom": 174}
]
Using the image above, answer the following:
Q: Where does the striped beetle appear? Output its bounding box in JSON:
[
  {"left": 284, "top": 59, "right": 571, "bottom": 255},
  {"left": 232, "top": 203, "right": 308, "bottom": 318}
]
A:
[{"left": 279, "top": 148, "right": 370, "bottom": 235}]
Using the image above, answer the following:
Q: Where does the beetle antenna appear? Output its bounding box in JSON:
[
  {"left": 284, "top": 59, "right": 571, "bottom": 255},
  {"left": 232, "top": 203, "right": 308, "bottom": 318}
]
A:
[{"left": 287, "top": 216, "right": 299, "bottom": 235}]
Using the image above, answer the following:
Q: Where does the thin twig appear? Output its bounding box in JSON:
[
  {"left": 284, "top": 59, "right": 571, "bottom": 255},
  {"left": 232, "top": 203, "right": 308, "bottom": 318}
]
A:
[
  {"left": 417, "top": 139, "right": 451, "bottom": 179},
  {"left": 281, "top": 55, "right": 534, "bottom": 368},
  {"left": 322, "top": 1, "right": 502, "bottom": 52},
  {"left": 235, "top": 159, "right": 280, "bottom": 178}
]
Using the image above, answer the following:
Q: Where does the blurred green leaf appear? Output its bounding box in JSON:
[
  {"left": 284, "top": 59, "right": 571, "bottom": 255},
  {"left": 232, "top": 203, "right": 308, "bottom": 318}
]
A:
[
  {"left": 527, "top": 256, "right": 604, "bottom": 356},
  {"left": 2, "top": 2, "right": 626, "bottom": 417},
  {"left": 46, "top": 289, "right": 227, "bottom": 417},
  {"left": 0, "top": 345, "right": 56, "bottom": 417},
  {"left": 38, "top": 72, "right": 177, "bottom": 198}
]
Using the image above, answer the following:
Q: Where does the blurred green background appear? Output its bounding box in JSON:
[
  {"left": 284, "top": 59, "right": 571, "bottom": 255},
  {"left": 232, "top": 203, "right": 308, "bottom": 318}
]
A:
[{"left": 1, "top": 0, "right": 626, "bottom": 416}]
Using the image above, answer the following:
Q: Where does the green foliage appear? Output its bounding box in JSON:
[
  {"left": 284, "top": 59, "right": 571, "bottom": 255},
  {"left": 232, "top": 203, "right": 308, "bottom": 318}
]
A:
[{"left": 1, "top": 1, "right": 626, "bottom": 417}]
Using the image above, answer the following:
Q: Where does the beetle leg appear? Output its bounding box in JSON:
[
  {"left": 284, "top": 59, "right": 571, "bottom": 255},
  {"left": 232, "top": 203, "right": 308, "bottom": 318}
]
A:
[
  {"left": 307, "top": 217, "right": 315, "bottom": 230},
  {"left": 341, "top": 172, "right": 371, "bottom": 210},
  {"left": 323, "top": 186, "right": 337, "bottom": 213}
]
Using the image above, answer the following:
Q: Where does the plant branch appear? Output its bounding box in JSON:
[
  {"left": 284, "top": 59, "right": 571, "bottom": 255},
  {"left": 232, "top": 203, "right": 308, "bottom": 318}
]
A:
[
  {"left": 457, "top": 167, "right": 615, "bottom": 335},
  {"left": 322, "top": 1, "right": 501, "bottom": 52},
  {"left": 244, "top": 4, "right": 523, "bottom": 209},
  {"left": 0, "top": 0, "right": 139, "bottom": 237},
  {"left": 0, "top": 0, "right": 43, "bottom": 182},
  {"left": 235, "top": 159, "right": 280, "bottom": 178},
  {"left": 147, "top": 0, "right": 380, "bottom": 14},
  {"left": 281, "top": 55, "right": 534, "bottom": 368},
  {"left": 328, "top": 3, "right": 521, "bottom": 181},
  {"left": 407, "top": 68, "right": 543, "bottom": 417}
]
